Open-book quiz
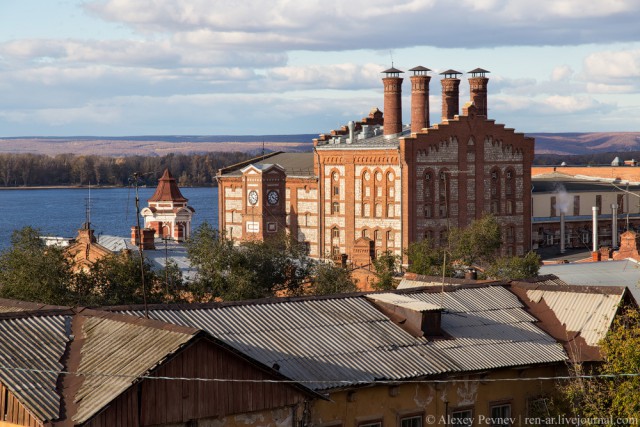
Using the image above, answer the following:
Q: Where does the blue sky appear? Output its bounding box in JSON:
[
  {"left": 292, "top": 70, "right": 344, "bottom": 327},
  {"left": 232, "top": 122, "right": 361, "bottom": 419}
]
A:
[{"left": 0, "top": 0, "right": 639, "bottom": 136}]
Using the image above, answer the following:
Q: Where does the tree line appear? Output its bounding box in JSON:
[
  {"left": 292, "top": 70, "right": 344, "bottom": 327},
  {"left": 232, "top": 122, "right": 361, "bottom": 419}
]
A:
[{"left": 0, "top": 151, "right": 254, "bottom": 187}]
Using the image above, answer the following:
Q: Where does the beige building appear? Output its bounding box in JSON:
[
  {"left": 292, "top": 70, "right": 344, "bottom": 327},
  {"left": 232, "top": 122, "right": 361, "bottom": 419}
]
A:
[{"left": 532, "top": 171, "right": 640, "bottom": 250}]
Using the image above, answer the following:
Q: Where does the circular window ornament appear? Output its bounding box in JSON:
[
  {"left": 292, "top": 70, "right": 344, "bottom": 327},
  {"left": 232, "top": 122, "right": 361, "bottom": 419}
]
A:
[
  {"left": 248, "top": 190, "right": 258, "bottom": 205},
  {"left": 267, "top": 190, "right": 279, "bottom": 205},
  {"left": 375, "top": 171, "right": 382, "bottom": 182}
]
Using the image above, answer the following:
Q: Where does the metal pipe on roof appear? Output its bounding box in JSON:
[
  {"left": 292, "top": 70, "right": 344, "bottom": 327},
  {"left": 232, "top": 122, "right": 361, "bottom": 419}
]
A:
[
  {"left": 560, "top": 213, "right": 565, "bottom": 254},
  {"left": 592, "top": 206, "right": 599, "bottom": 253},
  {"left": 612, "top": 203, "right": 619, "bottom": 248}
]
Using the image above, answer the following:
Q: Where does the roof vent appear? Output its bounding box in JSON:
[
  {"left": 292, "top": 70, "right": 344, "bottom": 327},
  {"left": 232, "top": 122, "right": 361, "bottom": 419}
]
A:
[{"left": 367, "top": 293, "right": 443, "bottom": 337}]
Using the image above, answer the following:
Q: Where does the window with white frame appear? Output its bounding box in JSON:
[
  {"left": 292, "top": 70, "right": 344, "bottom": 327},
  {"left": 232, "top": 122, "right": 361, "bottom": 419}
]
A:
[{"left": 400, "top": 415, "right": 422, "bottom": 427}]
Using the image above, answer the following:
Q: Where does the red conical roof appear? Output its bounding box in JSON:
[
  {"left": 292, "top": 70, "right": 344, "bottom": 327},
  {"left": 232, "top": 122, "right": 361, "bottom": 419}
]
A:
[{"left": 148, "top": 169, "right": 188, "bottom": 202}]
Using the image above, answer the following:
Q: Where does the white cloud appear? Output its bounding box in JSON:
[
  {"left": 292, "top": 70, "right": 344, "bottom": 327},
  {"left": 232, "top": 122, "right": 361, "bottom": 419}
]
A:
[
  {"left": 584, "top": 49, "right": 640, "bottom": 79},
  {"left": 84, "top": 0, "right": 640, "bottom": 50},
  {"left": 551, "top": 65, "right": 574, "bottom": 82},
  {"left": 543, "top": 95, "right": 603, "bottom": 113}
]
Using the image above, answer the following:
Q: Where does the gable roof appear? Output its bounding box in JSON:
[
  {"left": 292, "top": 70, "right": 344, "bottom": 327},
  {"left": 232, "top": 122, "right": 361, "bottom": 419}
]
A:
[
  {"left": 113, "top": 285, "right": 567, "bottom": 390},
  {"left": 0, "top": 310, "right": 72, "bottom": 421},
  {"left": 510, "top": 282, "right": 627, "bottom": 362},
  {"left": 0, "top": 299, "right": 318, "bottom": 425}
]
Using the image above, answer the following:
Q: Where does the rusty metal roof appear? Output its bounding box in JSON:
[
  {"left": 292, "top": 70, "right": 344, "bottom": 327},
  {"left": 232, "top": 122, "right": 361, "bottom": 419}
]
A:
[
  {"left": 0, "top": 314, "right": 71, "bottom": 422},
  {"left": 119, "top": 285, "right": 568, "bottom": 390},
  {"left": 72, "top": 312, "right": 198, "bottom": 423}
]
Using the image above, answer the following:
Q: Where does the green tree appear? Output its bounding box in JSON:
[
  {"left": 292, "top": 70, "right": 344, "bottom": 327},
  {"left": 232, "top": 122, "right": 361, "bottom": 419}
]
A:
[
  {"left": 405, "top": 238, "right": 449, "bottom": 276},
  {"left": 73, "top": 252, "right": 164, "bottom": 306},
  {"left": 448, "top": 214, "right": 501, "bottom": 266},
  {"left": 558, "top": 307, "right": 640, "bottom": 418},
  {"left": 0, "top": 227, "right": 75, "bottom": 305},
  {"left": 309, "top": 262, "right": 357, "bottom": 296},
  {"left": 484, "top": 251, "right": 541, "bottom": 280},
  {"left": 185, "top": 223, "right": 314, "bottom": 301},
  {"left": 372, "top": 252, "right": 399, "bottom": 291}
]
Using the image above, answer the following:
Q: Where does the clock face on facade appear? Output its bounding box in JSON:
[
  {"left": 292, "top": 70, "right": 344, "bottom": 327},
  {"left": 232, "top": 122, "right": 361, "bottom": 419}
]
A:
[
  {"left": 267, "top": 190, "right": 279, "bottom": 205},
  {"left": 248, "top": 190, "right": 258, "bottom": 205}
]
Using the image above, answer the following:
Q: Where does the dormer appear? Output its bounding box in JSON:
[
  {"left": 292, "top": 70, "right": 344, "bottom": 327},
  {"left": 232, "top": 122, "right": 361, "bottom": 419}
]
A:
[{"left": 367, "top": 293, "right": 443, "bottom": 337}]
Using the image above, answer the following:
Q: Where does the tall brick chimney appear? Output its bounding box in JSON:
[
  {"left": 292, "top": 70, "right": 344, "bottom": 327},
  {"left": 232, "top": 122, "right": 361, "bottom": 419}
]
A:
[
  {"left": 382, "top": 67, "right": 404, "bottom": 137},
  {"left": 440, "top": 69, "right": 462, "bottom": 122},
  {"left": 409, "top": 66, "right": 431, "bottom": 132},
  {"left": 468, "top": 68, "right": 490, "bottom": 117}
]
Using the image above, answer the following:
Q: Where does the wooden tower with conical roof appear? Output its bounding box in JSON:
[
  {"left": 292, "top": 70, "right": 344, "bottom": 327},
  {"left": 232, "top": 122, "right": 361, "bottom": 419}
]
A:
[{"left": 140, "top": 169, "right": 195, "bottom": 241}]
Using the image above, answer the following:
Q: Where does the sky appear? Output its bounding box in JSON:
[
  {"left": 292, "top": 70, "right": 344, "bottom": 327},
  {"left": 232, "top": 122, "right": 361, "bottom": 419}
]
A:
[{"left": 0, "top": 0, "right": 639, "bottom": 137}]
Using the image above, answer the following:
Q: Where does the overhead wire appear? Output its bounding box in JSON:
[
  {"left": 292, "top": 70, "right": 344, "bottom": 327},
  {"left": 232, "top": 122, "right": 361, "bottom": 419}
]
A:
[{"left": 0, "top": 364, "right": 639, "bottom": 385}]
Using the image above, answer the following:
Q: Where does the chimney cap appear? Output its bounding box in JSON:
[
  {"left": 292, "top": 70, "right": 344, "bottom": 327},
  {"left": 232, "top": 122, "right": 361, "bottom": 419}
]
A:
[
  {"left": 440, "top": 69, "right": 462, "bottom": 78},
  {"left": 409, "top": 65, "right": 431, "bottom": 75},
  {"left": 468, "top": 67, "right": 490, "bottom": 77},
  {"left": 382, "top": 67, "right": 404, "bottom": 76}
]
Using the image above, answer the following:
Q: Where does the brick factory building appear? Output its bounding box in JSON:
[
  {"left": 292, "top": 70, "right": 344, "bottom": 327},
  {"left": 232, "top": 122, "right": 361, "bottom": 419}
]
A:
[{"left": 217, "top": 67, "right": 534, "bottom": 265}]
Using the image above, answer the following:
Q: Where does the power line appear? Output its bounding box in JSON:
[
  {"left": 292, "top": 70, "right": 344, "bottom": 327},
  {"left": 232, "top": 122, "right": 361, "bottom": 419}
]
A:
[{"left": 1, "top": 364, "right": 640, "bottom": 385}]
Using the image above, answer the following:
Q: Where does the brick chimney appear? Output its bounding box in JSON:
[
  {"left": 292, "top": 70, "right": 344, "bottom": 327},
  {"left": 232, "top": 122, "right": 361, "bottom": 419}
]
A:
[
  {"left": 468, "top": 68, "right": 490, "bottom": 117},
  {"left": 409, "top": 66, "right": 431, "bottom": 132},
  {"left": 382, "top": 67, "right": 404, "bottom": 137},
  {"left": 131, "top": 226, "right": 156, "bottom": 250},
  {"left": 440, "top": 69, "right": 462, "bottom": 122}
]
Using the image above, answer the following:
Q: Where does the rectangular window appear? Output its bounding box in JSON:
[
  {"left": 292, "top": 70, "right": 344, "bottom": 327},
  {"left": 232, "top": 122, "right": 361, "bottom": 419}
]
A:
[
  {"left": 400, "top": 415, "right": 422, "bottom": 427},
  {"left": 596, "top": 195, "right": 602, "bottom": 212},
  {"left": 333, "top": 186, "right": 340, "bottom": 196},
  {"left": 573, "top": 195, "right": 580, "bottom": 216},
  {"left": 332, "top": 228, "right": 340, "bottom": 238},
  {"left": 618, "top": 194, "right": 624, "bottom": 213},
  {"left": 332, "top": 202, "right": 340, "bottom": 214},
  {"left": 506, "top": 200, "right": 513, "bottom": 215},
  {"left": 387, "top": 231, "right": 394, "bottom": 241},
  {"left": 387, "top": 204, "right": 394, "bottom": 218},
  {"left": 550, "top": 196, "right": 556, "bottom": 217},
  {"left": 424, "top": 205, "right": 432, "bottom": 218},
  {"left": 359, "top": 422, "right": 382, "bottom": 427},
  {"left": 451, "top": 409, "right": 473, "bottom": 427},
  {"left": 490, "top": 404, "right": 512, "bottom": 427}
]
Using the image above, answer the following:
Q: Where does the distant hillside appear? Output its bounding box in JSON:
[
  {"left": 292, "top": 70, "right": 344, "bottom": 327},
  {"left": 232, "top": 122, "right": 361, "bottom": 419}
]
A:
[
  {"left": 529, "top": 132, "right": 640, "bottom": 155},
  {"left": 2, "top": 132, "right": 639, "bottom": 157},
  {"left": 0, "top": 135, "right": 316, "bottom": 157}
]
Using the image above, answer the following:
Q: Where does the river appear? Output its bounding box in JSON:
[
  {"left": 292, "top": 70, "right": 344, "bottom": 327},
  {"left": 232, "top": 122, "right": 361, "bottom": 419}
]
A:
[{"left": 0, "top": 187, "right": 219, "bottom": 251}]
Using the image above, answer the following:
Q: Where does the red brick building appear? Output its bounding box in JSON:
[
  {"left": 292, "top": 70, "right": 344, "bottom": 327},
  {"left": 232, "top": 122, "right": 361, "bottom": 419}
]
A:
[{"left": 217, "top": 67, "right": 534, "bottom": 264}]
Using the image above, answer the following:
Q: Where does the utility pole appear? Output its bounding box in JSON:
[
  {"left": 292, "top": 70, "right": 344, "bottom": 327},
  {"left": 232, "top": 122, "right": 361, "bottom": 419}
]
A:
[{"left": 132, "top": 172, "right": 149, "bottom": 319}]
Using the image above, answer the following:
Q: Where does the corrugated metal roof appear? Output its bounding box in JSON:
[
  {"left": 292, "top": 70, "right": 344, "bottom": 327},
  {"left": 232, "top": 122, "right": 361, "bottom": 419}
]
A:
[
  {"left": 525, "top": 289, "right": 622, "bottom": 345},
  {"left": 72, "top": 315, "right": 196, "bottom": 423},
  {"left": 539, "top": 260, "right": 640, "bottom": 303},
  {"left": 120, "top": 286, "right": 567, "bottom": 390},
  {"left": 0, "top": 315, "right": 70, "bottom": 421}
]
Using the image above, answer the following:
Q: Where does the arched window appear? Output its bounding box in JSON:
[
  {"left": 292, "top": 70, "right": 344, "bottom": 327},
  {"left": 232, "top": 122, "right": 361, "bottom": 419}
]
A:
[
  {"left": 505, "top": 168, "right": 516, "bottom": 215},
  {"left": 439, "top": 169, "right": 450, "bottom": 218},
  {"left": 490, "top": 167, "right": 501, "bottom": 214}
]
